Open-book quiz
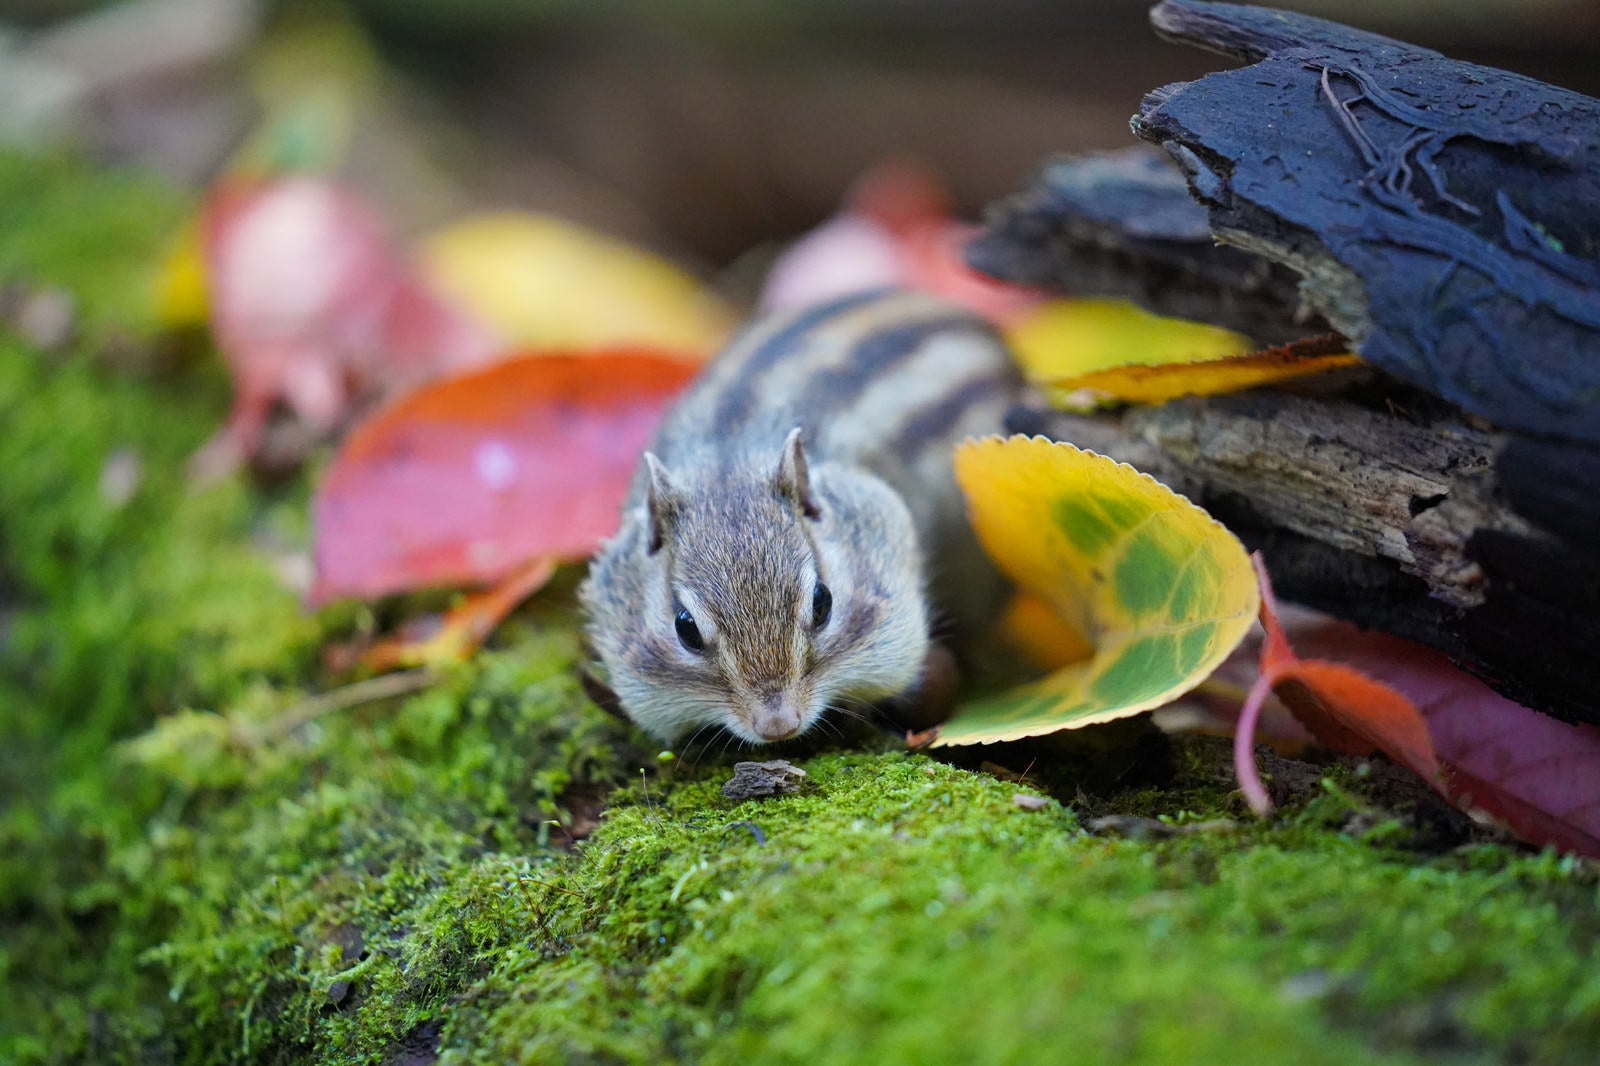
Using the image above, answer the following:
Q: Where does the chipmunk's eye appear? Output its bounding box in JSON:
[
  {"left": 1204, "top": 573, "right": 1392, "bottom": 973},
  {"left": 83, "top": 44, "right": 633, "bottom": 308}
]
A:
[
  {"left": 674, "top": 607, "right": 704, "bottom": 652},
  {"left": 812, "top": 581, "right": 832, "bottom": 630}
]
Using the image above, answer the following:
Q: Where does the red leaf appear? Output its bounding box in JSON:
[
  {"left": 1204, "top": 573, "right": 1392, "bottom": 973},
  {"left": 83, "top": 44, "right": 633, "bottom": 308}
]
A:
[
  {"left": 1254, "top": 579, "right": 1440, "bottom": 776},
  {"left": 1269, "top": 610, "right": 1600, "bottom": 858},
  {"left": 1237, "top": 555, "right": 1600, "bottom": 857},
  {"left": 191, "top": 176, "right": 501, "bottom": 480},
  {"left": 847, "top": 157, "right": 954, "bottom": 237},
  {"left": 310, "top": 348, "right": 695, "bottom": 605}
]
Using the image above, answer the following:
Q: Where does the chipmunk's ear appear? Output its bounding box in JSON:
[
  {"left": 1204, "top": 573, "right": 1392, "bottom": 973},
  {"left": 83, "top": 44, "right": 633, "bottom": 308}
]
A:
[
  {"left": 777, "top": 427, "right": 821, "bottom": 520},
  {"left": 643, "top": 452, "right": 680, "bottom": 555}
]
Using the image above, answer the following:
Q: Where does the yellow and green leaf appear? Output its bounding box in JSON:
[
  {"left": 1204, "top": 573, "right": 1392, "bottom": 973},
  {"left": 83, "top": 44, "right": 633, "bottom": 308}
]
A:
[{"left": 935, "top": 436, "right": 1258, "bottom": 746}]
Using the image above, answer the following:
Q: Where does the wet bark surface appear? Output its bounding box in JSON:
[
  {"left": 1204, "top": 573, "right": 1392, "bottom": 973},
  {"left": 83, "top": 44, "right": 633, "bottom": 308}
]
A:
[{"left": 1132, "top": 0, "right": 1600, "bottom": 446}]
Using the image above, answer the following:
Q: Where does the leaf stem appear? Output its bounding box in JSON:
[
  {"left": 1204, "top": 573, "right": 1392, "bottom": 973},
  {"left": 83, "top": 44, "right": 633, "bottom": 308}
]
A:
[{"left": 1234, "top": 672, "right": 1276, "bottom": 817}]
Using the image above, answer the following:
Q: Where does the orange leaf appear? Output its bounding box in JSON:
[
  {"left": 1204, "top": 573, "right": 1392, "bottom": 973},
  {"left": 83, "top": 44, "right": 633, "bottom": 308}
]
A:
[
  {"left": 311, "top": 348, "right": 696, "bottom": 605},
  {"left": 1052, "top": 336, "right": 1362, "bottom": 406},
  {"left": 360, "top": 556, "right": 557, "bottom": 672},
  {"left": 1236, "top": 554, "right": 1441, "bottom": 815},
  {"left": 1238, "top": 556, "right": 1600, "bottom": 858},
  {"left": 998, "top": 589, "right": 1095, "bottom": 672}
]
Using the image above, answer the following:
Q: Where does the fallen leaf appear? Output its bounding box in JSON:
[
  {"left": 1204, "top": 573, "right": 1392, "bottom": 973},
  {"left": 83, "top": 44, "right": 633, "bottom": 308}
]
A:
[
  {"left": 359, "top": 556, "right": 558, "bottom": 672},
  {"left": 1003, "top": 297, "right": 1252, "bottom": 398},
  {"left": 899, "top": 220, "right": 1040, "bottom": 324},
  {"left": 153, "top": 219, "right": 209, "bottom": 331},
  {"left": 1151, "top": 676, "right": 1314, "bottom": 755},
  {"left": 1238, "top": 558, "right": 1600, "bottom": 857},
  {"left": 759, "top": 213, "right": 905, "bottom": 313},
  {"left": 151, "top": 8, "right": 376, "bottom": 331},
  {"left": 417, "top": 212, "right": 735, "bottom": 355},
  {"left": 935, "top": 436, "right": 1259, "bottom": 746},
  {"left": 191, "top": 176, "right": 502, "bottom": 481},
  {"left": 230, "top": 8, "right": 373, "bottom": 176},
  {"left": 310, "top": 348, "right": 696, "bottom": 605},
  {"left": 1235, "top": 558, "right": 1440, "bottom": 818},
  {"left": 997, "top": 589, "right": 1095, "bottom": 671},
  {"left": 760, "top": 158, "right": 1038, "bottom": 323},
  {"left": 1049, "top": 335, "right": 1362, "bottom": 408},
  {"left": 846, "top": 156, "right": 955, "bottom": 234}
]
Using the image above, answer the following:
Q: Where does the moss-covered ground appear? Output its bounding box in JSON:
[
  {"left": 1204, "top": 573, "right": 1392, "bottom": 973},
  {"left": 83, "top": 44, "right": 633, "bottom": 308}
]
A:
[{"left": 2, "top": 151, "right": 1597, "bottom": 1064}]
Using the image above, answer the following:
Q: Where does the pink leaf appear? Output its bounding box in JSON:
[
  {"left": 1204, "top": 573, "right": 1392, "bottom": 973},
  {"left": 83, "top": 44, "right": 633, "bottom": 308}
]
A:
[
  {"left": 192, "top": 177, "right": 501, "bottom": 479},
  {"left": 760, "top": 159, "right": 1038, "bottom": 323}
]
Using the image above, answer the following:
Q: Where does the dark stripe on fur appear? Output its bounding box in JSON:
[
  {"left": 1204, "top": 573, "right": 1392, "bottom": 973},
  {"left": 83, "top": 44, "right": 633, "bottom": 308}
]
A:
[
  {"left": 628, "top": 637, "right": 710, "bottom": 688},
  {"left": 890, "top": 374, "right": 1007, "bottom": 456},
  {"left": 795, "top": 315, "right": 991, "bottom": 417},
  {"left": 712, "top": 289, "right": 888, "bottom": 431}
]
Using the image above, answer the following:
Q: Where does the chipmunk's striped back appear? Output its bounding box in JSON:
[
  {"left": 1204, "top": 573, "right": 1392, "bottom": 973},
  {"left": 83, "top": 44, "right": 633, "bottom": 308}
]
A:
[
  {"left": 642, "top": 288, "right": 1022, "bottom": 539},
  {"left": 584, "top": 288, "right": 1024, "bottom": 745}
]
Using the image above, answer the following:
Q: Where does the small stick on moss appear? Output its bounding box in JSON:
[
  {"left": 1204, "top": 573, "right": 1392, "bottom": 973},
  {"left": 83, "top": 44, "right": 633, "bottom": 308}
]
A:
[
  {"left": 507, "top": 875, "right": 556, "bottom": 939},
  {"left": 640, "top": 767, "right": 664, "bottom": 827},
  {"left": 237, "top": 668, "right": 438, "bottom": 746},
  {"left": 505, "top": 872, "right": 580, "bottom": 950},
  {"left": 514, "top": 876, "right": 587, "bottom": 901}
]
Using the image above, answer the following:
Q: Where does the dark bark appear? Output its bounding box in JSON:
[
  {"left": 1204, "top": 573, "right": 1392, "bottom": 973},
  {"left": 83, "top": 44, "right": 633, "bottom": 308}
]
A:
[
  {"left": 967, "top": 147, "right": 1325, "bottom": 344},
  {"left": 1132, "top": 0, "right": 1600, "bottom": 446}
]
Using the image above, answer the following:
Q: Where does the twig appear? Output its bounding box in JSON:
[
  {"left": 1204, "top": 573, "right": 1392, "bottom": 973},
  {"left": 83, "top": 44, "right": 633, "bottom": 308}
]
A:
[{"left": 238, "top": 668, "right": 438, "bottom": 745}]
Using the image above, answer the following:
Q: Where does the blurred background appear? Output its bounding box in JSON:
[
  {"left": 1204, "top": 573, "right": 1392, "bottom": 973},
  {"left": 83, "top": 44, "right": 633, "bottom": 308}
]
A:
[{"left": 4, "top": 0, "right": 1598, "bottom": 287}]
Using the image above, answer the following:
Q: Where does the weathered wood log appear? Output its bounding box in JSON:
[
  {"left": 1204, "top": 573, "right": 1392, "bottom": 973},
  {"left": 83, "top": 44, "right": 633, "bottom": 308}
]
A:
[
  {"left": 971, "top": 3, "right": 1600, "bottom": 725},
  {"left": 967, "top": 147, "right": 1326, "bottom": 344},
  {"left": 1132, "top": 0, "right": 1600, "bottom": 446}
]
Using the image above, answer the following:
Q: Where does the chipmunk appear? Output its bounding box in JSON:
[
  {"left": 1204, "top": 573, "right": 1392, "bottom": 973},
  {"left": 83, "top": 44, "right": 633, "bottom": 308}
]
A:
[{"left": 580, "top": 288, "right": 1024, "bottom": 745}]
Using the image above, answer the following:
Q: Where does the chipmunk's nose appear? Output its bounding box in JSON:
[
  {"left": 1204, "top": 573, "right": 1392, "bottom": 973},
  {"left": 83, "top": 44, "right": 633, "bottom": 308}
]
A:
[{"left": 753, "top": 693, "right": 803, "bottom": 741}]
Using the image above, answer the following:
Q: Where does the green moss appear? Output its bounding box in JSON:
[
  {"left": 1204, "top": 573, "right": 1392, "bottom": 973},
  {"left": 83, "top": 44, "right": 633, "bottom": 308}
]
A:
[
  {"left": 437, "top": 756, "right": 1600, "bottom": 1065},
  {"left": 3, "top": 150, "right": 1599, "bottom": 1065},
  {"left": 0, "top": 152, "right": 188, "bottom": 332},
  {"left": 134, "top": 650, "right": 628, "bottom": 1063}
]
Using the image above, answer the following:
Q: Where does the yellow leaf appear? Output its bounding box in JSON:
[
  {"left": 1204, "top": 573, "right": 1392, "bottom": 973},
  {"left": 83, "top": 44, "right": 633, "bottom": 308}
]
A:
[
  {"left": 999, "top": 590, "right": 1095, "bottom": 672},
  {"left": 152, "top": 219, "right": 209, "bottom": 330},
  {"left": 1048, "top": 338, "right": 1362, "bottom": 408},
  {"left": 1003, "top": 297, "right": 1252, "bottom": 399},
  {"left": 417, "top": 213, "right": 735, "bottom": 355},
  {"left": 935, "top": 436, "right": 1258, "bottom": 746}
]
